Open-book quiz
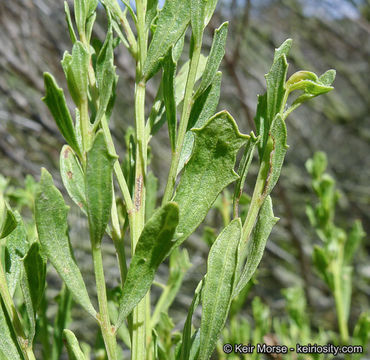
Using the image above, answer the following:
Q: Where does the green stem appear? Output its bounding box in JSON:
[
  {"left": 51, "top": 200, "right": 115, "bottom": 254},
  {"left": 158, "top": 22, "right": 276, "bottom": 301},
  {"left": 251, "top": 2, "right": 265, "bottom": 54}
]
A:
[
  {"left": 80, "top": 97, "right": 91, "bottom": 158},
  {"left": 162, "top": 39, "right": 202, "bottom": 204},
  {"left": 92, "top": 244, "right": 117, "bottom": 360},
  {"left": 0, "top": 261, "right": 36, "bottom": 360}
]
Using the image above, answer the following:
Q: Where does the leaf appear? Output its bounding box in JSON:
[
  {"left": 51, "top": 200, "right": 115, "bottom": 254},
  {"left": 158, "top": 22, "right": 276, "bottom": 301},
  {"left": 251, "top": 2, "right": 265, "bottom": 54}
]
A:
[
  {"left": 195, "top": 22, "right": 228, "bottom": 98},
  {"left": 265, "top": 39, "right": 291, "bottom": 126},
  {"left": 145, "top": 171, "right": 158, "bottom": 221},
  {"left": 312, "top": 245, "right": 333, "bottom": 289},
  {"left": 35, "top": 168, "right": 96, "bottom": 318},
  {"left": 341, "top": 266, "right": 352, "bottom": 323},
  {"left": 177, "top": 71, "right": 222, "bottom": 174},
  {"left": 0, "top": 202, "right": 17, "bottom": 239},
  {"left": 4, "top": 213, "right": 29, "bottom": 297},
  {"left": 163, "top": 51, "right": 177, "bottom": 152},
  {"left": 63, "top": 329, "right": 86, "bottom": 360},
  {"left": 85, "top": 131, "right": 116, "bottom": 246},
  {"left": 190, "top": 0, "right": 218, "bottom": 41},
  {"left": 179, "top": 279, "right": 204, "bottom": 360},
  {"left": 143, "top": 0, "right": 191, "bottom": 80},
  {"left": 254, "top": 93, "right": 267, "bottom": 161},
  {"left": 0, "top": 302, "right": 22, "bottom": 360},
  {"left": 263, "top": 114, "right": 288, "bottom": 197},
  {"left": 116, "top": 202, "right": 179, "bottom": 328},
  {"left": 344, "top": 220, "right": 365, "bottom": 265},
  {"left": 199, "top": 219, "right": 242, "bottom": 360},
  {"left": 64, "top": 1, "right": 77, "bottom": 44},
  {"left": 96, "top": 27, "right": 117, "bottom": 126},
  {"left": 74, "top": 0, "right": 98, "bottom": 36},
  {"left": 42, "top": 73, "right": 81, "bottom": 156},
  {"left": 60, "top": 146, "right": 87, "bottom": 214},
  {"left": 305, "top": 151, "right": 327, "bottom": 179},
  {"left": 21, "top": 242, "right": 46, "bottom": 343},
  {"left": 233, "top": 133, "right": 259, "bottom": 214},
  {"left": 61, "top": 41, "right": 89, "bottom": 106},
  {"left": 174, "top": 111, "right": 248, "bottom": 245},
  {"left": 233, "top": 196, "right": 278, "bottom": 298},
  {"left": 353, "top": 312, "right": 370, "bottom": 347},
  {"left": 146, "top": 0, "right": 158, "bottom": 30}
]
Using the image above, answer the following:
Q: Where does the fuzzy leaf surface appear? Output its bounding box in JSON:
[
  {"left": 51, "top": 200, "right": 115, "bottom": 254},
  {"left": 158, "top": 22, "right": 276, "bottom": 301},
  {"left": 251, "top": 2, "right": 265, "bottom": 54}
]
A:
[
  {"left": 42, "top": 73, "right": 80, "bottom": 156},
  {"left": 4, "top": 212, "right": 29, "bottom": 297},
  {"left": 143, "top": 0, "right": 190, "bottom": 80},
  {"left": 190, "top": 0, "right": 218, "bottom": 40},
  {"left": 60, "top": 146, "right": 87, "bottom": 214},
  {"left": 0, "top": 204, "right": 17, "bottom": 240},
  {"left": 117, "top": 202, "right": 179, "bottom": 328},
  {"left": 199, "top": 219, "right": 242, "bottom": 360},
  {"left": 35, "top": 168, "right": 96, "bottom": 318},
  {"left": 233, "top": 196, "right": 278, "bottom": 298},
  {"left": 85, "top": 131, "right": 116, "bottom": 246},
  {"left": 63, "top": 329, "right": 86, "bottom": 360},
  {"left": 174, "top": 111, "right": 248, "bottom": 245},
  {"left": 0, "top": 304, "right": 22, "bottom": 360}
]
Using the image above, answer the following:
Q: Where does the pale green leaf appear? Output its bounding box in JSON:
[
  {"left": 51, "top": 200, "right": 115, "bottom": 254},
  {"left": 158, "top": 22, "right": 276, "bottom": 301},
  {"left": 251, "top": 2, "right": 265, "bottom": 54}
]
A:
[
  {"left": 190, "top": 0, "right": 218, "bottom": 41},
  {"left": 174, "top": 111, "right": 248, "bottom": 245},
  {"left": 233, "top": 196, "right": 278, "bottom": 298},
  {"left": 199, "top": 219, "right": 242, "bottom": 360},
  {"left": 146, "top": 0, "right": 158, "bottom": 30},
  {"left": 344, "top": 220, "right": 365, "bottom": 265},
  {"left": 61, "top": 42, "right": 89, "bottom": 106},
  {"left": 85, "top": 131, "right": 116, "bottom": 246},
  {"left": 143, "top": 0, "right": 191, "bottom": 80},
  {"left": 35, "top": 168, "right": 96, "bottom": 318},
  {"left": 63, "top": 329, "right": 86, "bottom": 360},
  {"left": 64, "top": 1, "right": 77, "bottom": 44},
  {"left": 0, "top": 304, "right": 22, "bottom": 360},
  {"left": 145, "top": 171, "right": 158, "bottom": 221},
  {"left": 195, "top": 22, "right": 228, "bottom": 98},
  {"left": 60, "top": 145, "right": 87, "bottom": 214},
  {"left": 4, "top": 212, "right": 29, "bottom": 297},
  {"left": 117, "top": 202, "right": 179, "bottom": 328},
  {"left": 0, "top": 202, "right": 17, "bottom": 239},
  {"left": 42, "top": 73, "right": 81, "bottom": 156}
]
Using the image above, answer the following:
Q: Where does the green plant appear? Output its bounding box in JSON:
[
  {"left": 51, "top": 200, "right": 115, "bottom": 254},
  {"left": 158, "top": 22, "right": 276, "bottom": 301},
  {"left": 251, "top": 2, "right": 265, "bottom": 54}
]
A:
[{"left": 0, "top": 0, "right": 336, "bottom": 359}]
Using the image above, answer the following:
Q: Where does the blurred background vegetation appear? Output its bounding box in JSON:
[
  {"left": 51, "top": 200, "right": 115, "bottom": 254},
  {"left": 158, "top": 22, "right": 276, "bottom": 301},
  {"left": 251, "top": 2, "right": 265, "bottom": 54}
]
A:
[{"left": 0, "top": 0, "right": 369, "bottom": 358}]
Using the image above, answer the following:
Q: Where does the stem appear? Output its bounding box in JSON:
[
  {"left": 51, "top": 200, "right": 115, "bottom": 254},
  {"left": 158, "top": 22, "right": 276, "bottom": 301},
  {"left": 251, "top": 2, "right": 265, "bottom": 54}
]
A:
[
  {"left": 92, "top": 244, "right": 117, "bottom": 360},
  {"left": 162, "top": 39, "right": 202, "bottom": 204},
  {"left": 0, "top": 261, "right": 36, "bottom": 360},
  {"left": 80, "top": 97, "right": 91, "bottom": 158}
]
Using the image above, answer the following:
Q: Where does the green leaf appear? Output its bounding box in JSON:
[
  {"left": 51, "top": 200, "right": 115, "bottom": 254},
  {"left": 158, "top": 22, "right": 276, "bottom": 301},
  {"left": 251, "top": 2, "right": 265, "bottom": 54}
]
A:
[
  {"left": 265, "top": 39, "right": 291, "bottom": 126},
  {"left": 60, "top": 146, "right": 87, "bottom": 214},
  {"left": 233, "top": 133, "right": 258, "bottom": 214},
  {"left": 190, "top": 0, "right": 218, "bottom": 41},
  {"left": 195, "top": 22, "right": 228, "bottom": 98},
  {"left": 63, "top": 329, "right": 86, "bottom": 360},
  {"left": 341, "top": 266, "right": 352, "bottom": 323},
  {"left": 305, "top": 151, "right": 327, "bottom": 179},
  {"left": 344, "top": 220, "right": 365, "bottom": 265},
  {"left": 0, "top": 303, "right": 22, "bottom": 360},
  {"left": 254, "top": 93, "right": 267, "bottom": 161},
  {"left": 174, "top": 111, "right": 248, "bottom": 245},
  {"left": 312, "top": 245, "right": 332, "bottom": 289},
  {"left": 146, "top": 0, "right": 158, "bottom": 30},
  {"left": 116, "top": 202, "right": 179, "bottom": 328},
  {"left": 85, "top": 131, "right": 116, "bottom": 246},
  {"left": 145, "top": 171, "right": 158, "bottom": 221},
  {"left": 178, "top": 71, "right": 222, "bottom": 174},
  {"left": 199, "top": 219, "right": 242, "bottom": 360},
  {"left": 61, "top": 41, "right": 89, "bottom": 106},
  {"left": 21, "top": 242, "right": 46, "bottom": 343},
  {"left": 143, "top": 0, "right": 191, "bottom": 80},
  {"left": 179, "top": 279, "right": 204, "bottom": 360},
  {"left": 163, "top": 51, "right": 177, "bottom": 152},
  {"left": 96, "top": 27, "right": 117, "bottom": 126},
  {"left": 0, "top": 202, "right": 17, "bottom": 239},
  {"left": 233, "top": 196, "right": 278, "bottom": 298},
  {"left": 353, "top": 312, "right": 370, "bottom": 347},
  {"left": 35, "top": 168, "right": 96, "bottom": 318},
  {"left": 74, "top": 0, "right": 98, "bottom": 36},
  {"left": 64, "top": 1, "right": 77, "bottom": 44},
  {"left": 4, "top": 213, "right": 29, "bottom": 297},
  {"left": 42, "top": 73, "right": 81, "bottom": 156},
  {"left": 262, "top": 114, "right": 288, "bottom": 197}
]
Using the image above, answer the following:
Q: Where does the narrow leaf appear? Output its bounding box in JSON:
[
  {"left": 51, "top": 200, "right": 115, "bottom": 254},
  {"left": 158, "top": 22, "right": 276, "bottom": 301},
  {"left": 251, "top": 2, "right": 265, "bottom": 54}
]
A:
[
  {"left": 344, "top": 220, "right": 365, "bottom": 265},
  {"left": 163, "top": 52, "right": 177, "bottom": 152},
  {"left": 21, "top": 242, "right": 46, "bottom": 343},
  {"left": 64, "top": 1, "right": 77, "bottom": 44},
  {"left": 85, "top": 131, "right": 116, "bottom": 246},
  {"left": 42, "top": 73, "right": 80, "bottom": 156},
  {"left": 35, "top": 169, "right": 96, "bottom": 318},
  {"left": 63, "top": 329, "right": 86, "bottom": 360},
  {"left": 0, "top": 204, "right": 17, "bottom": 239},
  {"left": 0, "top": 302, "right": 22, "bottom": 360},
  {"left": 233, "top": 196, "right": 278, "bottom": 298},
  {"left": 146, "top": 0, "right": 158, "bottom": 30},
  {"left": 177, "top": 71, "right": 222, "bottom": 174},
  {"left": 195, "top": 22, "right": 228, "bottom": 98},
  {"left": 199, "top": 219, "right": 242, "bottom": 360},
  {"left": 174, "top": 111, "right": 248, "bottom": 245},
  {"left": 60, "top": 146, "right": 87, "bottom": 214},
  {"left": 117, "top": 202, "right": 179, "bottom": 328},
  {"left": 143, "top": 0, "right": 191, "bottom": 80},
  {"left": 190, "top": 0, "right": 218, "bottom": 41},
  {"left": 4, "top": 213, "right": 29, "bottom": 297}
]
